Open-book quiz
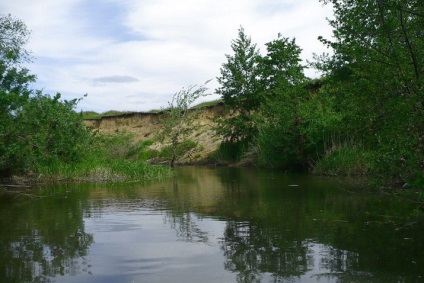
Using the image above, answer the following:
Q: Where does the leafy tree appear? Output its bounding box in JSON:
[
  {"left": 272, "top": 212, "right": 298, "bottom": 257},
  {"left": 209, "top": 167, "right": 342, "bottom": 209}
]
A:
[
  {"left": 0, "top": 14, "right": 36, "bottom": 173},
  {"left": 0, "top": 14, "right": 91, "bottom": 175},
  {"left": 0, "top": 13, "right": 31, "bottom": 63},
  {"left": 260, "top": 35, "right": 305, "bottom": 92},
  {"left": 14, "top": 93, "right": 91, "bottom": 170},
  {"left": 256, "top": 36, "right": 308, "bottom": 169},
  {"left": 216, "top": 27, "right": 262, "bottom": 143},
  {"left": 316, "top": 0, "right": 424, "bottom": 182},
  {"left": 215, "top": 30, "right": 310, "bottom": 167},
  {"left": 257, "top": 85, "right": 309, "bottom": 169},
  {"left": 0, "top": 13, "right": 34, "bottom": 117},
  {"left": 157, "top": 82, "right": 209, "bottom": 167}
]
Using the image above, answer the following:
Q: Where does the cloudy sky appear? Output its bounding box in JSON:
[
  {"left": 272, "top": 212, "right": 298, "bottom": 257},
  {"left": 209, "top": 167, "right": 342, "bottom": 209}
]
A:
[{"left": 1, "top": 0, "right": 333, "bottom": 113}]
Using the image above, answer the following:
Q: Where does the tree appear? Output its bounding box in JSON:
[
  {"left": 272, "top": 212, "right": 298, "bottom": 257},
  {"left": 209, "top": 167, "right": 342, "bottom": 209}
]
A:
[
  {"left": 0, "top": 14, "right": 91, "bottom": 175},
  {"left": 0, "top": 13, "right": 31, "bottom": 64},
  {"left": 317, "top": 0, "right": 424, "bottom": 182},
  {"left": 216, "top": 27, "right": 262, "bottom": 143},
  {"left": 157, "top": 82, "right": 210, "bottom": 167},
  {"left": 260, "top": 35, "right": 306, "bottom": 92},
  {"left": 256, "top": 36, "right": 308, "bottom": 169},
  {"left": 0, "top": 14, "right": 36, "bottom": 173},
  {"left": 0, "top": 13, "right": 34, "bottom": 115}
]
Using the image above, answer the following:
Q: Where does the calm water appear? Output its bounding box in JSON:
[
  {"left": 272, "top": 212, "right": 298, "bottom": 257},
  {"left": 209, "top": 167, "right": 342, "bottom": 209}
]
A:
[{"left": 0, "top": 166, "right": 423, "bottom": 283}]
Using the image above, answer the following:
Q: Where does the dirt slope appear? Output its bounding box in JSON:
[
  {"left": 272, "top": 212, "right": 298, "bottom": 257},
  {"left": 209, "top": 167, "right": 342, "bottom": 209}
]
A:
[{"left": 84, "top": 103, "right": 224, "bottom": 163}]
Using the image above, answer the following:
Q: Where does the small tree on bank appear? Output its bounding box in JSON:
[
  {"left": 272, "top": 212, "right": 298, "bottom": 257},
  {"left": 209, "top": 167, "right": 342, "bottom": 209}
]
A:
[{"left": 157, "top": 82, "right": 210, "bottom": 167}]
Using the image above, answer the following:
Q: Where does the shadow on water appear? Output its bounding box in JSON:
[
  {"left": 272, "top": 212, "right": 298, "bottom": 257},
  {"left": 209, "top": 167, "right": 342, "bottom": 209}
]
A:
[{"left": 0, "top": 166, "right": 423, "bottom": 282}]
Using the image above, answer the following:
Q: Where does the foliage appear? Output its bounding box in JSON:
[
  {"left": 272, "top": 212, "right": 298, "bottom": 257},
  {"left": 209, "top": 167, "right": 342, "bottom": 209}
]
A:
[
  {"left": 313, "top": 142, "right": 372, "bottom": 176},
  {"left": 10, "top": 92, "right": 91, "bottom": 171},
  {"left": 260, "top": 35, "right": 306, "bottom": 91},
  {"left": 215, "top": 29, "right": 310, "bottom": 168},
  {"left": 81, "top": 133, "right": 170, "bottom": 181},
  {"left": 215, "top": 27, "right": 262, "bottom": 143},
  {"left": 157, "top": 140, "right": 199, "bottom": 163},
  {"left": 0, "top": 13, "right": 31, "bottom": 63},
  {"left": 207, "top": 140, "right": 250, "bottom": 164},
  {"left": 81, "top": 111, "right": 102, "bottom": 120},
  {"left": 315, "top": 0, "right": 424, "bottom": 183},
  {"left": 0, "top": 14, "right": 36, "bottom": 173},
  {"left": 0, "top": 14, "right": 170, "bottom": 182},
  {"left": 255, "top": 36, "right": 308, "bottom": 168},
  {"left": 215, "top": 8, "right": 423, "bottom": 185},
  {"left": 36, "top": 132, "right": 171, "bottom": 182},
  {"left": 156, "top": 82, "right": 210, "bottom": 166},
  {"left": 257, "top": 86, "right": 306, "bottom": 169},
  {"left": 102, "top": 110, "right": 133, "bottom": 116},
  {"left": 190, "top": 99, "right": 222, "bottom": 109},
  {"left": 82, "top": 110, "right": 133, "bottom": 120}
]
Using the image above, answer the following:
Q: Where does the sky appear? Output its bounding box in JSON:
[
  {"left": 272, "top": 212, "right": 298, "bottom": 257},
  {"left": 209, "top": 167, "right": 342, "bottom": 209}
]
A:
[{"left": 1, "top": 0, "right": 334, "bottom": 113}]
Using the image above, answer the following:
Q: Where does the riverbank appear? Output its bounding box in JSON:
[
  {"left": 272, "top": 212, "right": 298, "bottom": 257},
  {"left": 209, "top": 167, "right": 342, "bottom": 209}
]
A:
[{"left": 84, "top": 103, "right": 225, "bottom": 165}]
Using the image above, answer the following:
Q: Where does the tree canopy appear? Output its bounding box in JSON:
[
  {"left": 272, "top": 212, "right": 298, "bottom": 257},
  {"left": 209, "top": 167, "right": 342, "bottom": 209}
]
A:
[{"left": 0, "top": 14, "right": 90, "bottom": 175}]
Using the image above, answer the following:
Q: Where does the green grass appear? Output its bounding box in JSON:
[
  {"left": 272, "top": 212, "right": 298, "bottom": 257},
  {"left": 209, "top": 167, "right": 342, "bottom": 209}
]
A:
[
  {"left": 81, "top": 111, "right": 102, "bottom": 120},
  {"left": 82, "top": 110, "right": 134, "bottom": 120},
  {"left": 313, "top": 142, "right": 372, "bottom": 176},
  {"left": 190, "top": 99, "right": 223, "bottom": 109},
  {"left": 35, "top": 133, "right": 172, "bottom": 182},
  {"left": 82, "top": 99, "right": 222, "bottom": 120}
]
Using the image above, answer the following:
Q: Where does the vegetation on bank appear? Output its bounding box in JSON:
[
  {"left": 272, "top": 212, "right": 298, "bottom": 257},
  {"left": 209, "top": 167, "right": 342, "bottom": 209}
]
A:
[
  {"left": 81, "top": 99, "right": 223, "bottom": 120},
  {"left": 33, "top": 132, "right": 172, "bottom": 182},
  {"left": 82, "top": 110, "right": 135, "bottom": 120},
  {"left": 2, "top": 0, "right": 424, "bottom": 195},
  {"left": 0, "top": 14, "right": 171, "bottom": 183},
  {"left": 155, "top": 82, "right": 210, "bottom": 167},
  {"left": 209, "top": 0, "right": 423, "bottom": 191}
]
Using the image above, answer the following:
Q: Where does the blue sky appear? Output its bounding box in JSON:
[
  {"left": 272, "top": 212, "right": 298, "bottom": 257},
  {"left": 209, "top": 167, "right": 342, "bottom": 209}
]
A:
[{"left": 1, "top": 0, "right": 333, "bottom": 112}]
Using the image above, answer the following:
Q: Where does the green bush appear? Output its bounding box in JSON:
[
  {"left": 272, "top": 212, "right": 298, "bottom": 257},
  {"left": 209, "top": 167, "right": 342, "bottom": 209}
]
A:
[
  {"left": 313, "top": 142, "right": 372, "bottom": 176},
  {"left": 1, "top": 92, "right": 91, "bottom": 173},
  {"left": 207, "top": 140, "right": 250, "bottom": 163},
  {"left": 157, "top": 140, "right": 198, "bottom": 162}
]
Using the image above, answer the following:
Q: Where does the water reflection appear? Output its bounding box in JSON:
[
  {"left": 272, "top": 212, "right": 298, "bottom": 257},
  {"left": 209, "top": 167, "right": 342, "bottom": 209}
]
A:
[
  {"left": 0, "top": 189, "right": 94, "bottom": 282},
  {"left": 0, "top": 166, "right": 423, "bottom": 282}
]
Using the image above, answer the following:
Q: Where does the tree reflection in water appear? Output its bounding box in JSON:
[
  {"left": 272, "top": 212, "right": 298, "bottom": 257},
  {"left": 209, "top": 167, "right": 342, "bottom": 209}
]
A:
[
  {"left": 221, "top": 221, "right": 307, "bottom": 282},
  {"left": 0, "top": 190, "right": 93, "bottom": 283},
  {"left": 219, "top": 220, "right": 376, "bottom": 282},
  {"left": 1, "top": 167, "right": 422, "bottom": 282},
  {"left": 165, "top": 211, "right": 210, "bottom": 244}
]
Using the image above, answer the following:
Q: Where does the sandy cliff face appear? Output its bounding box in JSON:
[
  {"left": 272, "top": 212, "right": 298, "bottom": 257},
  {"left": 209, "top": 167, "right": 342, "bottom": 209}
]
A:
[{"left": 84, "top": 103, "right": 224, "bottom": 162}]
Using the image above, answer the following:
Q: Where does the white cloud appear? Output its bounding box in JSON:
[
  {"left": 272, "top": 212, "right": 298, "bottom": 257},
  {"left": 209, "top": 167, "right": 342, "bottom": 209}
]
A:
[{"left": 1, "top": 0, "right": 333, "bottom": 112}]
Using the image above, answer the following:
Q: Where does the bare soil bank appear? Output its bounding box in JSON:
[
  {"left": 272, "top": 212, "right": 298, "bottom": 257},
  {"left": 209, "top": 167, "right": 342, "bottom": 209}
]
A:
[{"left": 84, "top": 103, "right": 225, "bottom": 164}]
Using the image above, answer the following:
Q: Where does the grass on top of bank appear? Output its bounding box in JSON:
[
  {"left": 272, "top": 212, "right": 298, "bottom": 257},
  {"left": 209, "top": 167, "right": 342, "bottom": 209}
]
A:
[{"left": 82, "top": 100, "right": 223, "bottom": 120}]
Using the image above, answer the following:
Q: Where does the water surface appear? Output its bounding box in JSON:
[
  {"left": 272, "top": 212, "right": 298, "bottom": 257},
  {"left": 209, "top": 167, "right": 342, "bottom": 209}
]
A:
[{"left": 1, "top": 166, "right": 423, "bottom": 282}]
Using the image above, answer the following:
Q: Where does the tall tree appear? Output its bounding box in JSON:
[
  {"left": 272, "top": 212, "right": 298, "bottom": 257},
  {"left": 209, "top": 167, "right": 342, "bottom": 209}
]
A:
[
  {"left": 216, "top": 27, "right": 261, "bottom": 143},
  {"left": 257, "top": 36, "right": 308, "bottom": 168},
  {"left": 0, "top": 14, "right": 35, "bottom": 172},
  {"left": 260, "top": 35, "right": 305, "bottom": 93},
  {"left": 0, "top": 13, "right": 31, "bottom": 64},
  {"left": 0, "top": 13, "right": 35, "bottom": 115}
]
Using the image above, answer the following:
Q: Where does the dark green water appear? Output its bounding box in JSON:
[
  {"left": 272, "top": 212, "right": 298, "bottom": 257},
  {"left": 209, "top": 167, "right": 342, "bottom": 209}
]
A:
[{"left": 0, "top": 166, "right": 423, "bottom": 283}]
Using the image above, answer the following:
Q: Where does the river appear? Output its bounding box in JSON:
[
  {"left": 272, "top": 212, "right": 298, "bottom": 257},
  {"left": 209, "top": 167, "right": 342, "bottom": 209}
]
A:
[{"left": 0, "top": 166, "right": 423, "bottom": 282}]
